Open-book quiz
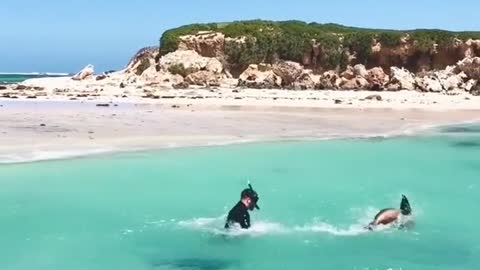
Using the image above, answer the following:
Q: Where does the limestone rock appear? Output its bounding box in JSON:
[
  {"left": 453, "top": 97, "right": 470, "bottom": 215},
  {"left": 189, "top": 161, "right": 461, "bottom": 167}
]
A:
[
  {"left": 353, "top": 64, "right": 368, "bottom": 78},
  {"left": 416, "top": 76, "right": 443, "bottom": 92},
  {"left": 293, "top": 70, "right": 320, "bottom": 90},
  {"left": 365, "top": 94, "right": 382, "bottom": 101},
  {"left": 96, "top": 75, "right": 107, "bottom": 81},
  {"left": 387, "top": 67, "right": 416, "bottom": 90},
  {"left": 465, "top": 79, "right": 478, "bottom": 92},
  {"left": 366, "top": 67, "right": 389, "bottom": 90},
  {"left": 341, "top": 66, "right": 355, "bottom": 80},
  {"left": 317, "top": 71, "right": 341, "bottom": 89},
  {"left": 159, "top": 50, "right": 223, "bottom": 76},
  {"left": 140, "top": 66, "right": 184, "bottom": 86},
  {"left": 272, "top": 61, "right": 304, "bottom": 86},
  {"left": 173, "top": 81, "right": 189, "bottom": 89},
  {"left": 72, "top": 64, "right": 95, "bottom": 81},
  {"left": 0, "top": 85, "right": 7, "bottom": 90},
  {"left": 340, "top": 76, "right": 369, "bottom": 90},
  {"left": 238, "top": 64, "right": 282, "bottom": 89},
  {"left": 435, "top": 66, "right": 466, "bottom": 91},
  {"left": 456, "top": 57, "right": 480, "bottom": 79},
  {"left": 185, "top": 70, "right": 220, "bottom": 86},
  {"left": 178, "top": 31, "right": 226, "bottom": 58}
]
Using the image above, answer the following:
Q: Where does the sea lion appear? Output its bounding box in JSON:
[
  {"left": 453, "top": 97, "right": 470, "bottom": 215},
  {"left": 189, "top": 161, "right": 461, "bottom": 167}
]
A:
[{"left": 366, "top": 195, "right": 413, "bottom": 230}]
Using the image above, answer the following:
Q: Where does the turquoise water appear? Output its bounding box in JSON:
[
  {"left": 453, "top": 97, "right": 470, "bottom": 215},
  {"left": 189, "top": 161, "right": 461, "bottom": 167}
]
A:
[
  {"left": 0, "top": 73, "right": 69, "bottom": 85},
  {"left": 1, "top": 129, "right": 479, "bottom": 269}
]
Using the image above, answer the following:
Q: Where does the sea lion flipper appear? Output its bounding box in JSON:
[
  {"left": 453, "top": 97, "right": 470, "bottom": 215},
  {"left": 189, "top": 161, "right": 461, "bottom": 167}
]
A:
[{"left": 400, "top": 195, "right": 412, "bottom": 215}]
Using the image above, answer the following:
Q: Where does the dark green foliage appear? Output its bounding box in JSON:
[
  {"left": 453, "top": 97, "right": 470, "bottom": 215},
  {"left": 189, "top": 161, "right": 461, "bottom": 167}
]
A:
[
  {"left": 409, "top": 30, "right": 456, "bottom": 52},
  {"left": 168, "top": 63, "right": 194, "bottom": 77},
  {"left": 343, "top": 32, "right": 374, "bottom": 65},
  {"left": 159, "top": 20, "right": 480, "bottom": 69},
  {"left": 135, "top": 58, "right": 151, "bottom": 76},
  {"left": 160, "top": 23, "right": 218, "bottom": 54},
  {"left": 377, "top": 32, "right": 403, "bottom": 47}
]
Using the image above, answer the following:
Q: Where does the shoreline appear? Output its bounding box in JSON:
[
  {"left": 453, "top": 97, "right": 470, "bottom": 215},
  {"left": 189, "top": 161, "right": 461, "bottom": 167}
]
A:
[{"left": 1, "top": 99, "right": 480, "bottom": 164}]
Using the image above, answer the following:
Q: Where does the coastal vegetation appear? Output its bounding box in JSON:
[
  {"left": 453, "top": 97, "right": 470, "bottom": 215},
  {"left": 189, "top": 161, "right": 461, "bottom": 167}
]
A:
[{"left": 159, "top": 20, "right": 480, "bottom": 70}]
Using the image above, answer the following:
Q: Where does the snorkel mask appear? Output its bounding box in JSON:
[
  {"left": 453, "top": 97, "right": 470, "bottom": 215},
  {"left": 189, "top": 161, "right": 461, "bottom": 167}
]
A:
[{"left": 241, "top": 183, "right": 260, "bottom": 211}]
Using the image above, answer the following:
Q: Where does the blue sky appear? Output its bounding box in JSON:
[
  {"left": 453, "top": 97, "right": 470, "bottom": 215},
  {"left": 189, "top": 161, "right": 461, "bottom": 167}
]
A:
[{"left": 1, "top": 0, "right": 479, "bottom": 73}]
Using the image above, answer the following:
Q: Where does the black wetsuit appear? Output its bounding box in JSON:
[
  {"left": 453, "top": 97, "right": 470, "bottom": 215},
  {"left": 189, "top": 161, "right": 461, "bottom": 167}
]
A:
[{"left": 224, "top": 201, "right": 250, "bottom": 229}]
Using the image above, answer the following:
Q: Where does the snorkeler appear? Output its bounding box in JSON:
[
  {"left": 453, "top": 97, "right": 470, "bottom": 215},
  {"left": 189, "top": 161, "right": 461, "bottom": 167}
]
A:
[
  {"left": 224, "top": 184, "right": 260, "bottom": 230},
  {"left": 366, "top": 195, "right": 413, "bottom": 230}
]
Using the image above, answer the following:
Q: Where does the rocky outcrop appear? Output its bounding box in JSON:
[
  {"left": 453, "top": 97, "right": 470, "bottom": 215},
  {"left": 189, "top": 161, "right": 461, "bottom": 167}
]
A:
[
  {"left": 293, "top": 70, "right": 321, "bottom": 90},
  {"left": 456, "top": 57, "right": 480, "bottom": 79},
  {"left": 317, "top": 71, "right": 341, "bottom": 89},
  {"left": 125, "top": 46, "right": 159, "bottom": 74},
  {"left": 238, "top": 64, "right": 282, "bottom": 89},
  {"left": 436, "top": 66, "right": 467, "bottom": 90},
  {"left": 159, "top": 50, "right": 223, "bottom": 76},
  {"left": 416, "top": 75, "right": 443, "bottom": 92},
  {"left": 353, "top": 64, "right": 369, "bottom": 78},
  {"left": 387, "top": 67, "right": 416, "bottom": 90},
  {"left": 140, "top": 66, "right": 184, "bottom": 85},
  {"left": 178, "top": 31, "right": 226, "bottom": 58},
  {"left": 272, "top": 61, "right": 304, "bottom": 87},
  {"left": 366, "top": 67, "right": 389, "bottom": 90},
  {"left": 338, "top": 65, "right": 388, "bottom": 90},
  {"left": 340, "top": 76, "right": 369, "bottom": 90},
  {"left": 72, "top": 65, "right": 94, "bottom": 80},
  {"left": 185, "top": 70, "right": 220, "bottom": 86}
]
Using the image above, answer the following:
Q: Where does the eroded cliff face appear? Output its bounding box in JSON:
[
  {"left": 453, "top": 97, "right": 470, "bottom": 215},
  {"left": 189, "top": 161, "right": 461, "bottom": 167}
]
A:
[
  {"left": 366, "top": 38, "right": 479, "bottom": 73},
  {"left": 175, "top": 31, "right": 480, "bottom": 75},
  {"left": 120, "top": 31, "right": 480, "bottom": 95}
]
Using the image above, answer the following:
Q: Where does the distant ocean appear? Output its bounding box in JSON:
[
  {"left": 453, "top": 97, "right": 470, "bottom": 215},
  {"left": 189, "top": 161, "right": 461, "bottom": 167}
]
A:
[{"left": 0, "top": 73, "right": 70, "bottom": 85}]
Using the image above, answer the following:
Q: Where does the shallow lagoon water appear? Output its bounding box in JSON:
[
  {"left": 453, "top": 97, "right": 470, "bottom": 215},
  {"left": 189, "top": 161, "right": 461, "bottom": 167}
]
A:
[{"left": 1, "top": 127, "right": 479, "bottom": 270}]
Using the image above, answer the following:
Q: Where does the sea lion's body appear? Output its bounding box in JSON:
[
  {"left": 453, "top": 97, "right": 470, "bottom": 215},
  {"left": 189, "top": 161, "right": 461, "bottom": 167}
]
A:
[
  {"left": 367, "top": 195, "right": 412, "bottom": 230},
  {"left": 372, "top": 208, "right": 401, "bottom": 225}
]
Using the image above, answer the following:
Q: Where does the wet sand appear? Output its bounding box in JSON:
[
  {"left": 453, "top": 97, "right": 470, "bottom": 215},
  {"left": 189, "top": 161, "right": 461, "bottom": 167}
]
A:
[{"left": 1, "top": 99, "right": 479, "bottom": 163}]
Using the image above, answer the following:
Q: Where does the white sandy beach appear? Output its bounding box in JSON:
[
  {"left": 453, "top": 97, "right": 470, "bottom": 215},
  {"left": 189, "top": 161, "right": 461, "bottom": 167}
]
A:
[{"left": 1, "top": 94, "right": 480, "bottom": 163}]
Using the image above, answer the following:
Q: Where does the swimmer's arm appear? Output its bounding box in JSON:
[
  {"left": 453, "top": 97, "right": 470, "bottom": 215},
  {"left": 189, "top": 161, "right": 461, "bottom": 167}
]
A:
[{"left": 240, "top": 214, "right": 250, "bottom": 229}]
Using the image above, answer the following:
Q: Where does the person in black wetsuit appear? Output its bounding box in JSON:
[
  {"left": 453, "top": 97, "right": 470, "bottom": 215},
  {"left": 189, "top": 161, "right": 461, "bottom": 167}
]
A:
[{"left": 224, "top": 184, "right": 260, "bottom": 229}]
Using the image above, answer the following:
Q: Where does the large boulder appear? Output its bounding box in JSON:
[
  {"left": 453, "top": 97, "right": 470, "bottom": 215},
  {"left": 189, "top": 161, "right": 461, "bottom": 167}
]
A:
[
  {"left": 178, "top": 31, "right": 226, "bottom": 58},
  {"left": 456, "top": 57, "right": 480, "bottom": 79},
  {"left": 353, "top": 64, "right": 369, "bottom": 78},
  {"left": 416, "top": 76, "right": 443, "bottom": 92},
  {"left": 341, "top": 66, "right": 355, "bottom": 80},
  {"left": 159, "top": 50, "right": 223, "bottom": 76},
  {"left": 340, "top": 76, "right": 369, "bottom": 90},
  {"left": 317, "top": 71, "right": 341, "bottom": 89},
  {"left": 185, "top": 70, "right": 220, "bottom": 86},
  {"left": 140, "top": 66, "right": 184, "bottom": 85},
  {"left": 435, "top": 66, "right": 467, "bottom": 91},
  {"left": 72, "top": 65, "right": 94, "bottom": 81},
  {"left": 366, "top": 67, "right": 389, "bottom": 90},
  {"left": 272, "top": 61, "right": 304, "bottom": 87},
  {"left": 387, "top": 67, "right": 416, "bottom": 90},
  {"left": 293, "top": 70, "right": 320, "bottom": 90},
  {"left": 238, "top": 64, "right": 282, "bottom": 89}
]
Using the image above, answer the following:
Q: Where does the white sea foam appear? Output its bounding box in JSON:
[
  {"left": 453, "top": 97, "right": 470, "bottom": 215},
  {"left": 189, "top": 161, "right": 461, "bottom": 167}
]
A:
[
  {"left": 0, "top": 72, "right": 70, "bottom": 76},
  {"left": 0, "top": 148, "right": 114, "bottom": 164}
]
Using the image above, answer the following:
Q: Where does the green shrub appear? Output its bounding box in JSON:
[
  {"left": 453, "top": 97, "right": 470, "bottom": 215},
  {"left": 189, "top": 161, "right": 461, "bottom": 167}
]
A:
[
  {"left": 343, "top": 32, "right": 374, "bottom": 65},
  {"left": 168, "top": 63, "right": 194, "bottom": 77},
  {"left": 159, "top": 20, "right": 480, "bottom": 69},
  {"left": 135, "top": 58, "right": 151, "bottom": 76},
  {"left": 160, "top": 23, "right": 218, "bottom": 55},
  {"left": 377, "top": 32, "right": 403, "bottom": 47}
]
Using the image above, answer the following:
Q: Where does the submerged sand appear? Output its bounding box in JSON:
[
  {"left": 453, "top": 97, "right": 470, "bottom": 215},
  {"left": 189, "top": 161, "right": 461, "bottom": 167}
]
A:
[{"left": 1, "top": 99, "right": 479, "bottom": 163}]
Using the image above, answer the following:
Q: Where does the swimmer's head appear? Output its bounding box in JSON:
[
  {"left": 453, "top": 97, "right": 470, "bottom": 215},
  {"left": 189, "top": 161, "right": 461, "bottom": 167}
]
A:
[{"left": 241, "top": 184, "right": 260, "bottom": 211}]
